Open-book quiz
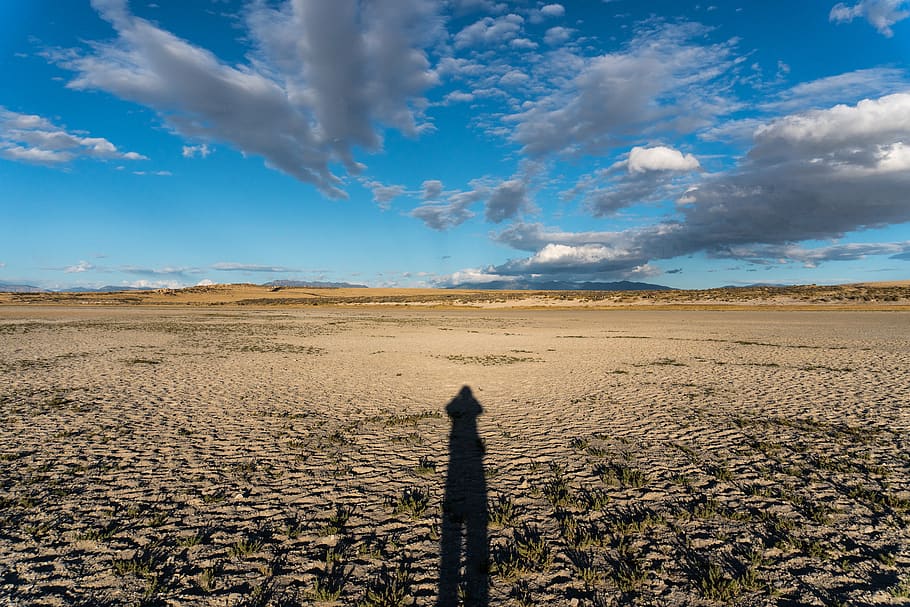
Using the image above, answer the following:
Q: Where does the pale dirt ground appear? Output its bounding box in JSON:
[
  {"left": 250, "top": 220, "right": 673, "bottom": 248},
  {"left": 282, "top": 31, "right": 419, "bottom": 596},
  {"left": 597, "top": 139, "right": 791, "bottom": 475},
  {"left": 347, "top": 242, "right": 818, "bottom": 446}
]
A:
[{"left": 0, "top": 307, "right": 908, "bottom": 606}]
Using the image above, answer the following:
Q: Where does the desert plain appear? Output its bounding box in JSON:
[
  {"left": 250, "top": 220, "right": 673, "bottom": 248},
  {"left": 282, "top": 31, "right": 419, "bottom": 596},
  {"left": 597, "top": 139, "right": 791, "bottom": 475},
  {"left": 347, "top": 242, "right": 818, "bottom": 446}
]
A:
[{"left": 1, "top": 285, "right": 909, "bottom": 606}]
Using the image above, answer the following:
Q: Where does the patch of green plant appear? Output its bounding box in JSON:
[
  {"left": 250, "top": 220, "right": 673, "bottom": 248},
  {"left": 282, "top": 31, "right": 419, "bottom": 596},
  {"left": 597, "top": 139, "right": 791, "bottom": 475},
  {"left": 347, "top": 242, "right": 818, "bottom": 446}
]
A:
[
  {"left": 311, "top": 548, "right": 351, "bottom": 602},
  {"left": 443, "top": 354, "right": 540, "bottom": 366},
  {"left": 195, "top": 565, "right": 218, "bottom": 594},
  {"left": 413, "top": 456, "right": 435, "bottom": 475},
  {"left": 697, "top": 561, "right": 741, "bottom": 602},
  {"left": 612, "top": 552, "right": 648, "bottom": 593},
  {"left": 393, "top": 487, "right": 430, "bottom": 519},
  {"left": 229, "top": 536, "right": 264, "bottom": 557},
  {"left": 359, "top": 563, "right": 413, "bottom": 607},
  {"left": 489, "top": 494, "right": 519, "bottom": 528},
  {"left": 322, "top": 504, "right": 356, "bottom": 535}
]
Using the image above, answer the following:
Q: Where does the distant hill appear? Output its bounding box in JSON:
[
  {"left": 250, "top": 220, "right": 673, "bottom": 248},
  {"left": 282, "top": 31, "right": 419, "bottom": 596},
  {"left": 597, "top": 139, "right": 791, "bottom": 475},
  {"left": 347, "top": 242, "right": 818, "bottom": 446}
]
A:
[
  {"left": 447, "top": 280, "right": 674, "bottom": 291},
  {"left": 0, "top": 281, "right": 47, "bottom": 293},
  {"left": 62, "top": 286, "right": 149, "bottom": 293},
  {"left": 262, "top": 280, "right": 368, "bottom": 289}
]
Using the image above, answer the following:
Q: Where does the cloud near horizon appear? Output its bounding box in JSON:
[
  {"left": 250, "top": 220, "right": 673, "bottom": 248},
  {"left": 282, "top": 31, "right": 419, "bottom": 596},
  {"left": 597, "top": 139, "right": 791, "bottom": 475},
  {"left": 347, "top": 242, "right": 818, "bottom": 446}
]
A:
[{"left": 445, "top": 92, "right": 910, "bottom": 284}]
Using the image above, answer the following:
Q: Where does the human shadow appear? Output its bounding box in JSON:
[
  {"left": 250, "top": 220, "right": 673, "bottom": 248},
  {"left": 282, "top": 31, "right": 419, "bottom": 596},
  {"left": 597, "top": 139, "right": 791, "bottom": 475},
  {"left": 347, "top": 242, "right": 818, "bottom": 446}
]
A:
[{"left": 437, "top": 386, "right": 489, "bottom": 607}]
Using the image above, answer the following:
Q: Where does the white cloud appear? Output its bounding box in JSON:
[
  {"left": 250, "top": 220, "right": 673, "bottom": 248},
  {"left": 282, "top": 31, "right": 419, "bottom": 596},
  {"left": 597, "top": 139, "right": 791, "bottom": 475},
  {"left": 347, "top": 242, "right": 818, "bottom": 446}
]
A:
[
  {"left": 56, "top": 0, "right": 442, "bottom": 199},
  {"left": 454, "top": 14, "right": 524, "bottom": 48},
  {"left": 489, "top": 91, "right": 910, "bottom": 280},
  {"left": 64, "top": 261, "right": 95, "bottom": 273},
  {"left": 447, "top": 268, "right": 507, "bottom": 285},
  {"left": 182, "top": 143, "right": 210, "bottom": 158},
  {"left": 509, "top": 37, "right": 538, "bottom": 49},
  {"left": 0, "top": 106, "right": 146, "bottom": 165},
  {"left": 196, "top": 279, "right": 217, "bottom": 286},
  {"left": 125, "top": 279, "right": 185, "bottom": 289},
  {"left": 830, "top": 0, "right": 909, "bottom": 37},
  {"left": 543, "top": 26, "right": 572, "bottom": 46},
  {"left": 540, "top": 4, "right": 566, "bottom": 18},
  {"left": 627, "top": 146, "right": 700, "bottom": 173},
  {"left": 443, "top": 91, "right": 476, "bottom": 104},
  {"left": 765, "top": 67, "right": 909, "bottom": 112}
]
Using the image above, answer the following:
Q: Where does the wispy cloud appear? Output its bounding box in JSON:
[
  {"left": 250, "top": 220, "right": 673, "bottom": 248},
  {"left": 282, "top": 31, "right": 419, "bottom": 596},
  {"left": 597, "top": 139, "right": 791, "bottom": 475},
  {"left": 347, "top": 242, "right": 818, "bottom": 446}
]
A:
[
  {"left": 211, "top": 262, "right": 301, "bottom": 272},
  {"left": 53, "top": 0, "right": 442, "bottom": 198},
  {"left": 830, "top": 0, "right": 909, "bottom": 37}
]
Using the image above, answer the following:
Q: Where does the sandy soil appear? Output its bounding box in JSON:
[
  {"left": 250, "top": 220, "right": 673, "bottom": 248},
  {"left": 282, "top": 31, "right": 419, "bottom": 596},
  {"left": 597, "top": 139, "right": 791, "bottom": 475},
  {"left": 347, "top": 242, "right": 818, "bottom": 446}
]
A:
[{"left": 0, "top": 307, "right": 908, "bottom": 606}]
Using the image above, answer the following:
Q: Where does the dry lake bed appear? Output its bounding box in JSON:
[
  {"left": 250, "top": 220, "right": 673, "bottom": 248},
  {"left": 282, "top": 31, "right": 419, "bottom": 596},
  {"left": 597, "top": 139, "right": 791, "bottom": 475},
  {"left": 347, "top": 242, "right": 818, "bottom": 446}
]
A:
[{"left": 1, "top": 306, "right": 908, "bottom": 606}]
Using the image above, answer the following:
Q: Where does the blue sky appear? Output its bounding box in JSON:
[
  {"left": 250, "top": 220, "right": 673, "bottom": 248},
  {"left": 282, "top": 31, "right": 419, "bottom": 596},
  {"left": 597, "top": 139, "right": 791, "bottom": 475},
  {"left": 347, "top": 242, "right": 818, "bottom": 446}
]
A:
[{"left": 2, "top": 0, "right": 910, "bottom": 289}]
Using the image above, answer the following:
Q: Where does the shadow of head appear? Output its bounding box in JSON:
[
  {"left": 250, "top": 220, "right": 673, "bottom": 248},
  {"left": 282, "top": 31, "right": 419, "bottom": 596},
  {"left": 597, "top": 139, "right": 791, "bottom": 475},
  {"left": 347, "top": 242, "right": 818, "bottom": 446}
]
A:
[{"left": 446, "top": 386, "right": 483, "bottom": 419}]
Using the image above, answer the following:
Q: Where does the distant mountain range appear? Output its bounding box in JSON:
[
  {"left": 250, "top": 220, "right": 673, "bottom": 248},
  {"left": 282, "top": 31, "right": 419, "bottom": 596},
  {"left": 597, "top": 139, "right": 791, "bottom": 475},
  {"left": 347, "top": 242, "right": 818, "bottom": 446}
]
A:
[
  {"left": 0, "top": 282, "right": 46, "bottom": 293},
  {"left": 0, "top": 282, "right": 149, "bottom": 293},
  {"left": 262, "top": 280, "right": 368, "bottom": 289},
  {"left": 447, "top": 280, "right": 675, "bottom": 291}
]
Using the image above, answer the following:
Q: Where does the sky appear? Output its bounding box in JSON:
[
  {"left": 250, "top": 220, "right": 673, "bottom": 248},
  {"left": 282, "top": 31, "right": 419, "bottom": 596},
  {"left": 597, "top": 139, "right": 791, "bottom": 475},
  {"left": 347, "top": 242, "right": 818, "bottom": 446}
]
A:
[{"left": 1, "top": 0, "right": 910, "bottom": 290}]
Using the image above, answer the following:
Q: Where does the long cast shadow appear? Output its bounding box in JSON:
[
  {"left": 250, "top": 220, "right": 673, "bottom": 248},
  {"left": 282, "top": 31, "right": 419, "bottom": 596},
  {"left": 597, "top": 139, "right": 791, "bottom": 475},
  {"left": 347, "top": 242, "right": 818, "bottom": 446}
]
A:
[{"left": 437, "top": 386, "right": 489, "bottom": 607}]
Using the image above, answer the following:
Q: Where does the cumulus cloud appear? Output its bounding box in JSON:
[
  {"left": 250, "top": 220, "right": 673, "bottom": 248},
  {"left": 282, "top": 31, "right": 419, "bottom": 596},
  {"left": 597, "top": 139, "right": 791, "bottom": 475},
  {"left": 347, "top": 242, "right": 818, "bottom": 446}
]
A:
[
  {"left": 507, "top": 22, "right": 739, "bottom": 156},
  {"left": 485, "top": 92, "right": 910, "bottom": 280},
  {"left": 0, "top": 106, "right": 146, "bottom": 165},
  {"left": 64, "top": 261, "right": 95, "bottom": 273},
  {"left": 627, "top": 145, "right": 700, "bottom": 173},
  {"left": 543, "top": 26, "right": 572, "bottom": 46},
  {"left": 830, "top": 0, "right": 909, "bottom": 36},
  {"left": 540, "top": 4, "right": 566, "bottom": 18},
  {"left": 55, "top": 0, "right": 441, "bottom": 198},
  {"left": 454, "top": 14, "right": 524, "bottom": 48},
  {"left": 564, "top": 145, "right": 701, "bottom": 215}
]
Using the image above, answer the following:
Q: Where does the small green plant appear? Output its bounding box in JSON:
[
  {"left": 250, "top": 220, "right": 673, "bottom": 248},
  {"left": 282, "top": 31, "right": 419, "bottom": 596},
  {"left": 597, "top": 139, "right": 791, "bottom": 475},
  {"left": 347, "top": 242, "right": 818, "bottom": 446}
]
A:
[
  {"left": 393, "top": 487, "right": 430, "bottom": 519},
  {"left": 178, "top": 531, "right": 205, "bottom": 547},
  {"left": 580, "top": 488, "right": 610, "bottom": 511},
  {"left": 414, "top": 456, "right": 436, "bottom": 475},
  {"left": 322, "top": 504, "right": 356, "bottom": 535},
  {"left": 612, "top": 553, "right": 648, "bottom": 592},
  {"left": 230, "top": 536, "right": 264, "bottom": 557},
  {"left": 510, "top": 580, "right": 534, "bottom": 607},
  {"left": 542, "top": 467, "right": 573, "bottom": 508},
  {"left": 697, "top": 561, "right": 740, "bottom": 602},
  {"left": 707, "top": 462, "right": 734, "bottom": 482},
  {"left": 888, "top": 576, "right": 910, "bottom": 598},
  {"left": 568, "top": 550, "right": 601, "bottom": 588},
  {"left": 311, "top": 548, "right": 351, "bottom": 602},
  {"left": 359, "top": 563, "right": 413, "bottom": 607},
  {"left": 195, "top": 566, "right": 218, "bottom": 593},
  {"left": 514, "top": 525, "right": 552, "bottom": 571},
  {"left": 489, "top": 494, "right": 519, "bottom": 528}
]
